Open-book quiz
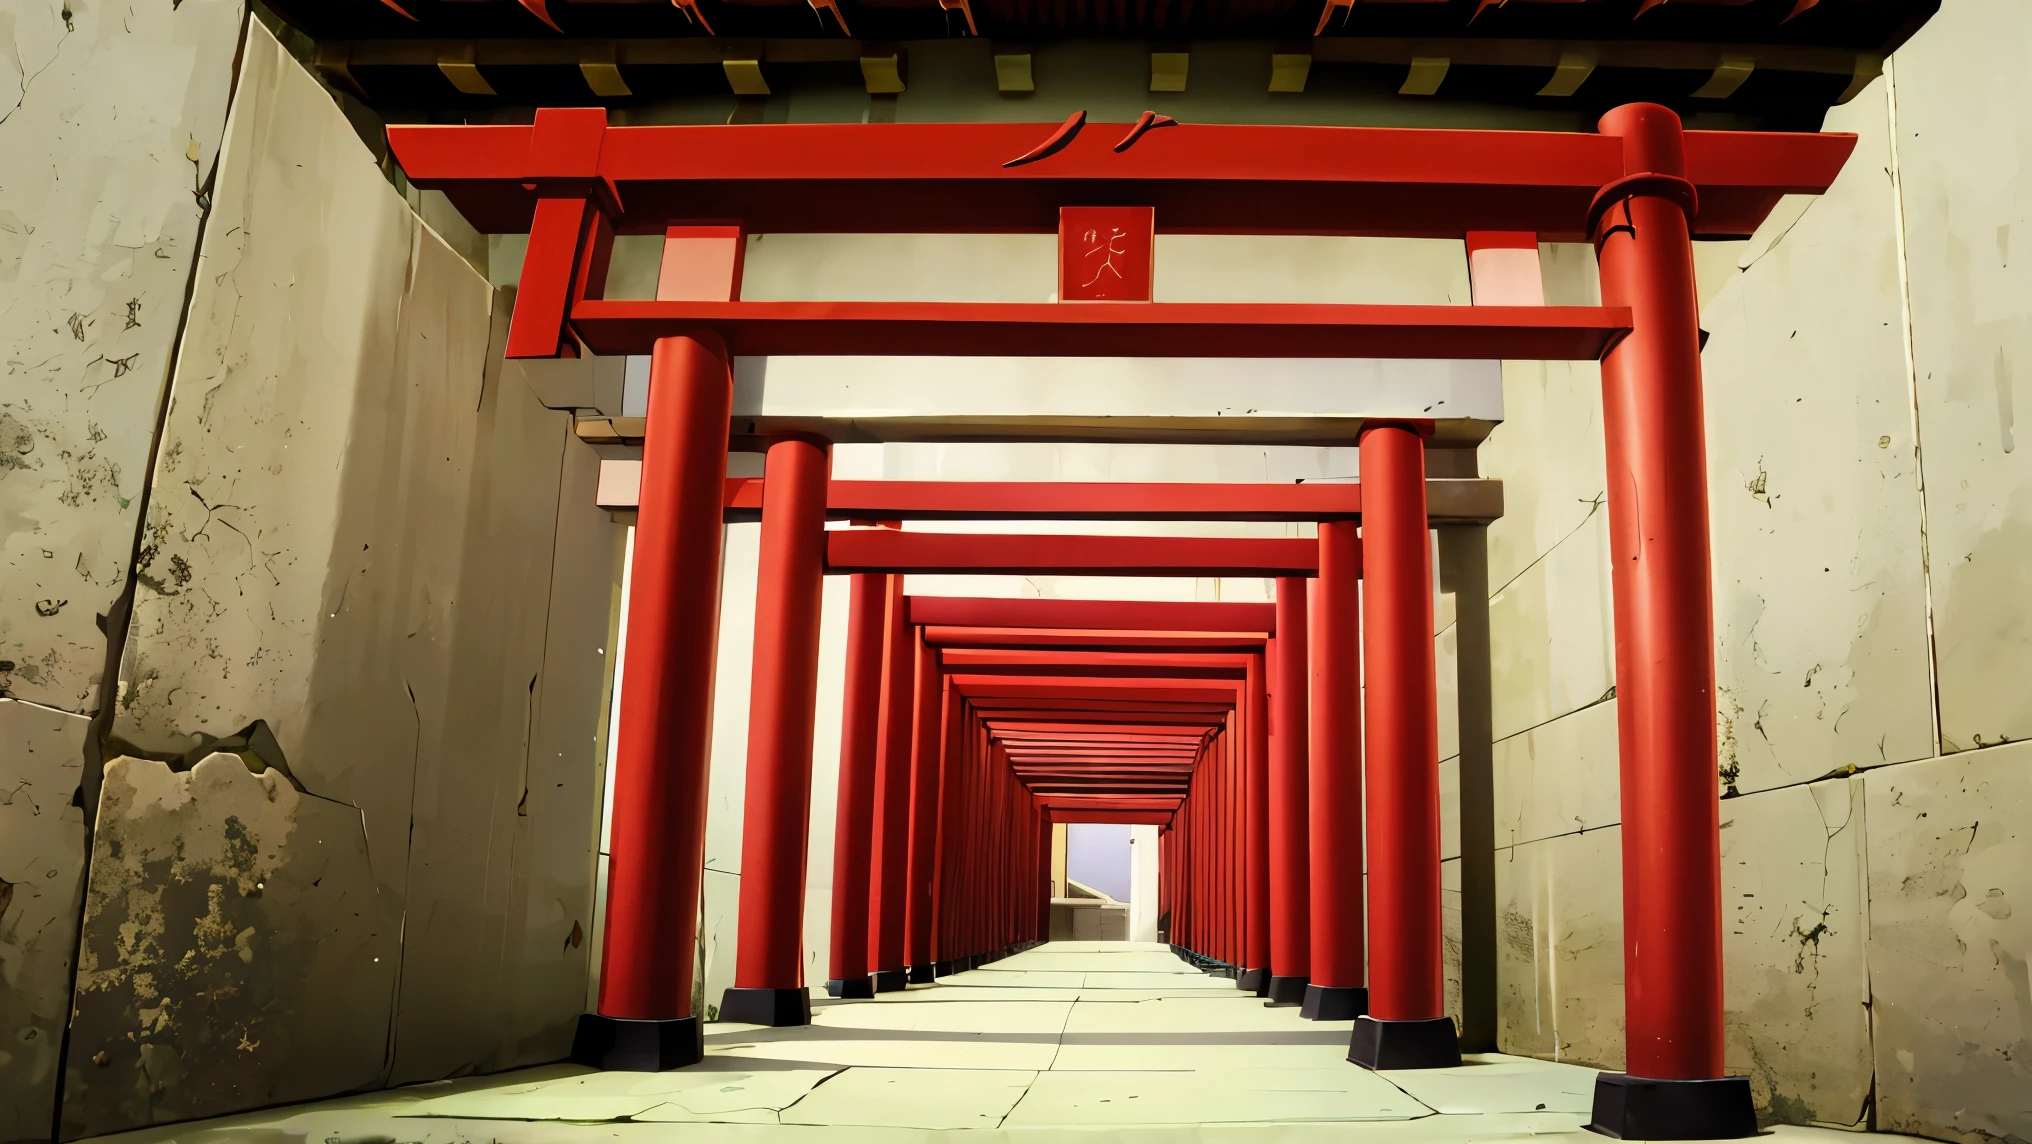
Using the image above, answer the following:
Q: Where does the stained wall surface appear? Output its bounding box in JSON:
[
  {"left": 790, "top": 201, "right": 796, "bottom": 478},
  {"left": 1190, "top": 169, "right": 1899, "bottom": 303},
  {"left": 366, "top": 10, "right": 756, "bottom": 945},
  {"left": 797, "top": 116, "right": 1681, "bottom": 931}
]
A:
[
  {"left": 0, "top": 0, "right": 244, "bottom": 1136},
  {"left": 26, "top": 19, "right": 620, "bottom": 1140},
  {"left": 0, "top": 700, "right": 91, "bottom": 1142}
]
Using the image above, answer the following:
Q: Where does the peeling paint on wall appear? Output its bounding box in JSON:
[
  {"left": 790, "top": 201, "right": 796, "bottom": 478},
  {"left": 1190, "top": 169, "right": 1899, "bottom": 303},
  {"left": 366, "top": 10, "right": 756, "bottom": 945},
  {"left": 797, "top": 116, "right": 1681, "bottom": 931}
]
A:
[
  {"left": 61, "top": 754, "right": 396, "bottom": 1140},
  {"left": 0, "top": 699, "right": 90, "bottom": 1142}
]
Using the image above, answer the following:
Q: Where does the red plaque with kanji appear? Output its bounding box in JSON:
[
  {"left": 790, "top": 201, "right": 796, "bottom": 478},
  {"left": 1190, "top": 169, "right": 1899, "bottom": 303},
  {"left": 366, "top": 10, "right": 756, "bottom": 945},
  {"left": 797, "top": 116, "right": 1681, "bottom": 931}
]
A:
[{"left": 1059, "top": 207, "right": 1154, "bottom": 302}]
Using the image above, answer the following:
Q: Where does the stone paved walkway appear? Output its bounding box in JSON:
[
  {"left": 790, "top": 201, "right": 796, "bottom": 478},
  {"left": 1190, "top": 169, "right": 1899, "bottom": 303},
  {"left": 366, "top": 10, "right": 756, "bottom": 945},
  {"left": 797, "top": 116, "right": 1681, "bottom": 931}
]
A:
[{"left": 91, "top": 942, "right": 1925, "bottom": 1142}]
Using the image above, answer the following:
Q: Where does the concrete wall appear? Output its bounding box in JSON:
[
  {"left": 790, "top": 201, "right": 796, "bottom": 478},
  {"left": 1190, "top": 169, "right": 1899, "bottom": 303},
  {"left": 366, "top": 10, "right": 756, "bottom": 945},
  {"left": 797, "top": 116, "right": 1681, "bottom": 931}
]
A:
[
  {"left": 0, "top": 0, "right": 244, "bottom": 1136},
  {"left": 1479, "top": 3, "right": 2032, "bottom": 1138},
  {"left": 0, "top": 17, "right": 622, "bottom": 1138}
]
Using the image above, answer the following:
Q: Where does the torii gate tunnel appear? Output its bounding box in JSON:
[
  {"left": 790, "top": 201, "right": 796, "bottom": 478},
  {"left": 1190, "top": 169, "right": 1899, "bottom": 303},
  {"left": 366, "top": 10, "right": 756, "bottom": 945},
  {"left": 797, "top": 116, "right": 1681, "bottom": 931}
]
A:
[{"left": 388, "top": 106, "right": 1854, "bottom": 1140}]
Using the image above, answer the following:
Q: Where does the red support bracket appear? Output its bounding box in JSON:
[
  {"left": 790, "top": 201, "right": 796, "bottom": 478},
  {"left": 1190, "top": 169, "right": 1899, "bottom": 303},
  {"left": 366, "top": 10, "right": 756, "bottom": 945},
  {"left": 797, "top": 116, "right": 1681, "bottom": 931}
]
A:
[{"left": 507, "top": 108, "right": 622, "bottom": 359}]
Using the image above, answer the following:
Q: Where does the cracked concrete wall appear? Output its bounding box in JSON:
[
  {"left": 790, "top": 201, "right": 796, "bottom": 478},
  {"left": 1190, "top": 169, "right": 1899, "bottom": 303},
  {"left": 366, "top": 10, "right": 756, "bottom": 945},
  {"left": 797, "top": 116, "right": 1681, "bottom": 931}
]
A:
[
  {"left": 0, "top": 699, "right": 90, "bottom": 1143},
  {"left": 1897, "top": 0, "right": 2032, "bottom": 758},
  {"left": 0, "top": 2, "right": 244, "bottom": 1137},
  {"left": 1703, "top": 80, "right": 1935, "bottom": 798},
  {"left": 62, "top": 754, "right": 393, "bottom": 1139},
  {"left": 1864, "top": 744, "right": 2032, "bottom": 1142},
  {"left": 52, "top": 19, "right": 617, "bottom": 1137},
  {"left": 0, "top": 0, "right": 242, "bottom": 713},
  {"left": 1478, "top": 2, "right": 2032, "bottom": 1132}
]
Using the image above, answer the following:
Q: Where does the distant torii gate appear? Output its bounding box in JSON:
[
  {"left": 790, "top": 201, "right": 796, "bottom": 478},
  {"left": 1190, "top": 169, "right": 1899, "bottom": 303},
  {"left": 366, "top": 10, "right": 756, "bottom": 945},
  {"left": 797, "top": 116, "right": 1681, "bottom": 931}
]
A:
[{"left": 388, "top": 108, "right": 1854, "bottom": 1140}]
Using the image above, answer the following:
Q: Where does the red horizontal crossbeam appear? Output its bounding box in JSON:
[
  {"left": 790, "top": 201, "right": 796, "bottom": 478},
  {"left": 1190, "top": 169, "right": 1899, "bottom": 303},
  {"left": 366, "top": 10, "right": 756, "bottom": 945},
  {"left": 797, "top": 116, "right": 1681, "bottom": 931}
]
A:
[
  {"left": 943, "top": 648, "right": 1251, "bottom": 680},
  {"left": 1036, "top": 795, "right": 1183, "bottom": 810},
  {"left": 988, "top": 721, "right": 1217, "bottom": 738},
  {"left": 926, "top": 626, "right": 1266, "bottom": 651},
  {"left": 970, "top": 700, "right": 1229, "bottom": 718},
  {"left": 387, "top": 119, "right": 1855, "bottom": 241},
  {"left": 571, "top": 299, "right": 1628, "bottom": 360},
  {"left": 830, "top": 531, "right": 1318, "bottom": 576},
  {"left": 946, "top": 648, "right": 1255, "bottom": 670},
  {"left": 1049, "top": 810, "right": 1176, "bottom": 825},
  {"left": 951, "top": 677, "right": 1237, "bottom": 704},
  {"left": 911, "top": 596, "right": 1275, "bottom": 633},
  {"left": 724, "top": 477, "right": 1496, "bottom": 524}
]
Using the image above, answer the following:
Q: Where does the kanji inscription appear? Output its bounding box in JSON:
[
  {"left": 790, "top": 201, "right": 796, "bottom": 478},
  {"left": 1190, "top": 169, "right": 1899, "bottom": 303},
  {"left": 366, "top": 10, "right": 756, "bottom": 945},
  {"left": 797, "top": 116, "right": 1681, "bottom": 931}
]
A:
[{"left": 1059, "top": 206, "right": 1154, "bottom": 302}]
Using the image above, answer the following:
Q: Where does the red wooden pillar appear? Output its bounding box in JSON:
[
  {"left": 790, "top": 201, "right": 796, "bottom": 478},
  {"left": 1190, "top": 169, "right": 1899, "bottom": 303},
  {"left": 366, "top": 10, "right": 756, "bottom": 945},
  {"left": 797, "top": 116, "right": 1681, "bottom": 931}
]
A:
[
  {"left": 987, "top": 746, "right": 1007, "bottom": 954},
  {"left": 1221, "top": 727, "right": 1236, "bottom": 964},
  {"left": 903, "top": 631, "right": 943, "bottom": 981},
  {"left": 580, "top": 334, "right": 732, "bottom": 1070},
  {"left": 932, "top": 687, "right": 965, "bottom": 973},
  {"left": 827, "top": 573, "right": 886, "bottom": 999},
  {"left": 1305, "top": 519, "right": 1367, "bottom": 1021},
  {"left": 1036, "top": 816, "right": 1052, "bottom": 945},
  {"left": 1350, "top": 423, "right": 1457, "bottom": 1069},
  {"left": 1267, "top": 581, "right": 1312, "bottom": 1006},
  {"left": 723, "top": 437, "right": 831, "bottom": 1026},
  {"left": 966, "top": 724, "right": 986, "bottom": 961},
  {"left": 1588, "top": 104, "right": 1753, "bottom": 1138},
  {"left": 868, "top": 576, "right": 914, "bottom": 991}
]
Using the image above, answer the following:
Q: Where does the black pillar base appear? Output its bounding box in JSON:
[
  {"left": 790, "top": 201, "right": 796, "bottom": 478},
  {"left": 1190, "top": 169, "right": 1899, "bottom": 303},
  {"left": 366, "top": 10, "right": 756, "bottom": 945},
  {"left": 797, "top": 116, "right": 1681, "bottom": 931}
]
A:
[
  {"left": 1265, "top": 974, "right": 1309, "bottom": 1007},
  {"left": 570, "top": 1014, "right": 702, "bottom": 1071},
  {"left": 825, "top": 977, "right": 875, "bottom": 999},
  {"left": 1236, "top": 967, "right": 1270, "bottom": 995},
  {"left": 908, "top": 965, "right": 935, "bottom": 984},
  {"left": 1349, "top": 1015, "right": 1461, "bottom": 1070},
  {"left": 1585, "top": 1074, "right": 1758, "bottom": 1140},
  {"left": 871, "top": 968, "right": 909, "bottom": 993},
  {"left": 719, "top": 986, "right": 811, "bottom": 1027},
  {"left": 931, "top": 960, "right": 957, "bottom": 978},
  {"left": 1301, "top": 984, "right": 1368, "bottom": 1021}
]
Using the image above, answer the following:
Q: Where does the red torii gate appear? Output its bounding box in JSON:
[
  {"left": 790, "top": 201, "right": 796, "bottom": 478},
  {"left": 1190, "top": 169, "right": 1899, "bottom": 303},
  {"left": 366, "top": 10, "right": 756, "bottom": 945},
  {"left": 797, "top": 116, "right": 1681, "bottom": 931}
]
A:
[{"left": 388, "top": 107, "right": 1854, "bottom": 1139}]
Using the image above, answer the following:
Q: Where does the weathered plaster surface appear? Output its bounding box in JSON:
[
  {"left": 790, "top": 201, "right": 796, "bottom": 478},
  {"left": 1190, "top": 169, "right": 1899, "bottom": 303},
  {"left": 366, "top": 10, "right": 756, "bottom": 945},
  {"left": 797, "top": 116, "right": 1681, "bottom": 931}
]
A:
[
  {"left": 1495, "top": 828, "right": 1625, "bottom": 1070},
  {"left": 62, "top": 754, "right": 395, "bottom": 1139},
  {"left": 1492, "top": 697, "right": 1619, "bottom": 850},
  {"left": 1487, "top": 509, "right": 1615, "bottom": 743},
  {"left": 386, "top": 294, "right": 581, "bottom": 1085},
  {"left": 1475, "top": 241, "right": 1615, "bottom": 743},
  {"left": 700, "top": 867, "right": 740, "bottom": 1020},
  {"left": 0, "top": 0, "right": 242, "bottom": 712},
  {"left": 1701, "top": 80, "right": 1935, "bottom": 796},
  {"left": 1894, "top": 0, "right": 2032, "bottom": 754},
  {"left": 0, "top": 699, "right": 89, "bottom": 1141},
  {"left": 111, "top": 24, "right": 425, "bottom": 798},
  {"left": 1720, "top": 778, "right": 1872, "bottom": 1127},
  {"left": 700, "top": 519, "right": 763, "bottom": 931},
  {"left": 1865, "top": 744, "right": 2032, "bottom": 1144},
  {"left": 1478, "top": 243, "right": 1604, "bottom": 596},
  {"left": 475, "top": 424, "right": 624, "bottom": 1072},
  {"left": 1443, "top": 857, "right": 1463, "bottom": 1033},
  {"left": 95, "top": 22, "right": 607, "bottom": 1118},
  {"left": 1154, "top": 236, "right": 1468, "bottom": 305}
]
